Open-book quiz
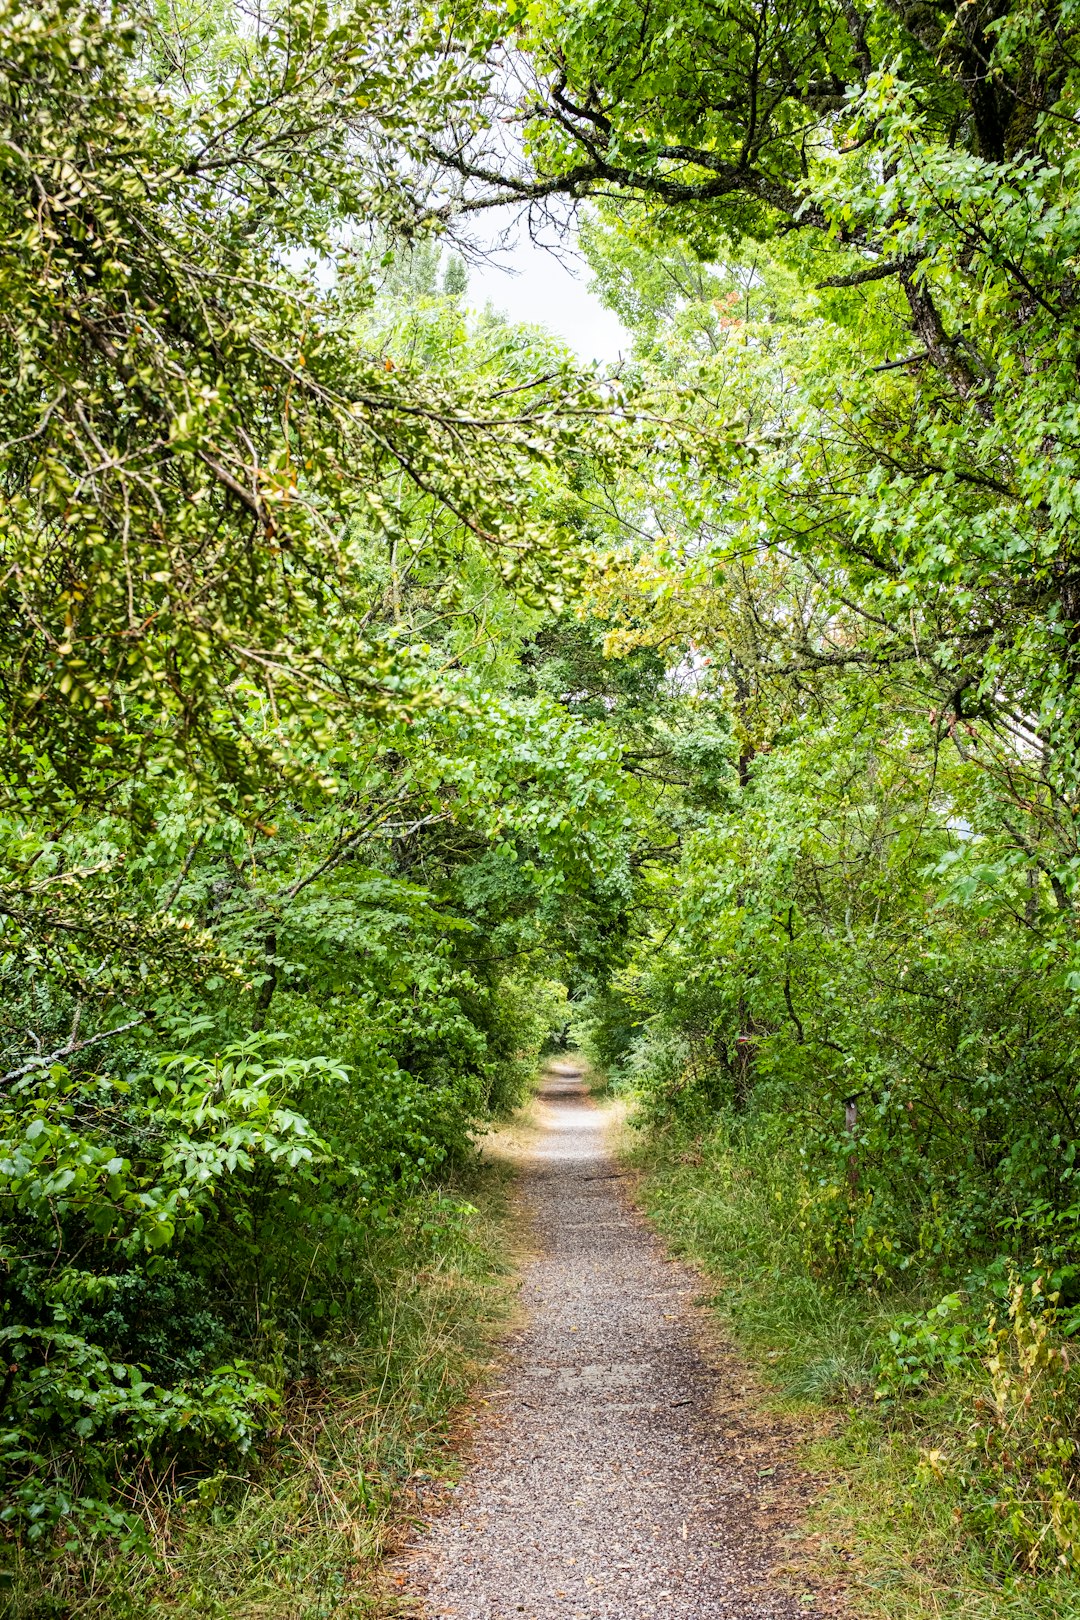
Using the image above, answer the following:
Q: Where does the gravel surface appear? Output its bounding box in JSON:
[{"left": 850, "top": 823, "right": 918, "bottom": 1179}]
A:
[{"left": 398, "top": 1062, "right": 822, "bottom": 1620}]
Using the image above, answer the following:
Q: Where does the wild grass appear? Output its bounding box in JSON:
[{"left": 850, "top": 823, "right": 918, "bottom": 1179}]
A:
[
  {"left": 1, "top": 1160, "right": 516, "bottom": 1620},
  {"left": 622, "top": 1120, "right": 1080, "bottom": 1620}
]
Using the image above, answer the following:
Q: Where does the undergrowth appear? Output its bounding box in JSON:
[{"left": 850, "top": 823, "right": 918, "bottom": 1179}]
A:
[
  {"left": 0, "top": 1161, "right": 514, "bottom": 1620},
  {"left": 622, "top": 1120, "right": 1080, "bottom": 1620}
]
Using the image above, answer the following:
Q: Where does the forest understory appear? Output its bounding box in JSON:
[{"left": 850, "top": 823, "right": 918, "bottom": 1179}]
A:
[
  {"left": 627, "top": 1127, "right": 1080, "bottom": 1620},
  {"left": 5, "top": 0, "right": 1080, "bottom": 1612},
  {"left": 4, "top": 1160, "right": 518, "bottom": 1618}
]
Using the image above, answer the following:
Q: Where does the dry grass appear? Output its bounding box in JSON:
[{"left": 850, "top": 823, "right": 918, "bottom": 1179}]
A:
[
  {"left": 621, "top": 1124, "right": 1080, "bottom": 1620},
  {"left": 1, "top": 1169, "right": 519, "bottom": 1620}
]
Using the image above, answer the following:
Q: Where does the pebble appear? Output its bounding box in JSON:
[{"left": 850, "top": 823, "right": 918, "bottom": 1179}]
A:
[{"left": 400, "top": 1063, "right": 820, "bottom": 1619}]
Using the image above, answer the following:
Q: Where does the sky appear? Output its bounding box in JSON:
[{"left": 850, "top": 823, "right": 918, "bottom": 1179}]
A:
[{"left": 463, "top": 223, "right": 630, "bottom": 367}]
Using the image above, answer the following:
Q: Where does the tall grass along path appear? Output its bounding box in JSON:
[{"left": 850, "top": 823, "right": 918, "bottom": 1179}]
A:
[{"left": 396, "top": 1062, "right": 824, "bottom": 1618}]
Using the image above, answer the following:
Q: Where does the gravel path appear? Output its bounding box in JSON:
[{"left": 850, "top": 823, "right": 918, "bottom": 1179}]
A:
[{"left": 399, "top": 1062, "right": 822, "bottom": 1620}]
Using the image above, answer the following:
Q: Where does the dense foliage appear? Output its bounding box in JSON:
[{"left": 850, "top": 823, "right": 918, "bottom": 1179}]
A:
[
  {"left": 447, "top": 0, "right": 1080, "bottom": 1592},
  {"left": 9, "top": 0, "right": 1080, "bottom": 1607},
  {"left": 0, "top": 0, "right": 627, "bottom": 1573}
]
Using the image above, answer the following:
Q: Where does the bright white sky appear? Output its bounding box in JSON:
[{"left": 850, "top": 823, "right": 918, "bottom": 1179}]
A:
[{"left": 463, "top": 223, "right": 630, "bottom": 367}]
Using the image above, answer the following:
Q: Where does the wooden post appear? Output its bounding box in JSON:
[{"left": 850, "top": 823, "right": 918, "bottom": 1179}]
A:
[{"left": 845, "top": 1095, "right": 859, "bottom": 1192}]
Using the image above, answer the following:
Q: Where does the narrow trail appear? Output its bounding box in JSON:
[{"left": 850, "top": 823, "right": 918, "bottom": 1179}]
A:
[{"left": 399, "top": 1062, "right": 823, "bottom": 1619}]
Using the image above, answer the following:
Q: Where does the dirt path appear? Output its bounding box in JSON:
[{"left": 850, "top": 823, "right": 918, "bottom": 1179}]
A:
[{"left": 398, "top": 1062, "right": 823, "bottom": 1619}]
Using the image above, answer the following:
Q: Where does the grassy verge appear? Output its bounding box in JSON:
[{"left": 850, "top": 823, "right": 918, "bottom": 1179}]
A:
[
  {"left": 1, "top": 1159, "right": 516, "bottom": 1620},
  {"left": 620, "top": 1119, "right": 1080, "bottom": 1620}
]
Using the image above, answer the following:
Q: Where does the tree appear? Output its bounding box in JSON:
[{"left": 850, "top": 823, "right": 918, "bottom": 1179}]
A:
[
  {"left": 0, "top": 0, "right": 596, "bottom": 803},
  {"left": 0, "top": 0, "right": 632, "bottom": 1556},
  {"left": 427, "top": 0, "right": 1080, "bottom": 812}
]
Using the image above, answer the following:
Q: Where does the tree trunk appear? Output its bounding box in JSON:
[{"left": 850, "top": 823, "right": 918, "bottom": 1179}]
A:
[{"left": 251, "top": 931, "right": 277, "bottom": 1032}]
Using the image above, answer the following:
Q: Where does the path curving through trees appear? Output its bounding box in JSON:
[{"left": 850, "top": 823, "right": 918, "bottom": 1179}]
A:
[{"left": 400, "top": 1061, "right": 822, "bottom": 1619}]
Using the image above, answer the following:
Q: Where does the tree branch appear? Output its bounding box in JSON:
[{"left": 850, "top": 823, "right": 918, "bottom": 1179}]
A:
[{"left": 1, "top": 1016, "right": 146, "bottom": 1086}]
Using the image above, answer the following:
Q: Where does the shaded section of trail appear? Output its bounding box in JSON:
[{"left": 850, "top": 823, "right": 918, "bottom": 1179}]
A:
[{"left": 401, "top": 1063, "right": 822, "bottom": 1619}]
